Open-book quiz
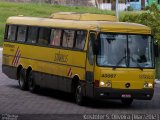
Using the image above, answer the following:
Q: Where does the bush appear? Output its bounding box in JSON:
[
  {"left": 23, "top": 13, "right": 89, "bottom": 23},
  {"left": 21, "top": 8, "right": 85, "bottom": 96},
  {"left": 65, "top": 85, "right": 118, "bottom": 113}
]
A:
[{"left": 126, "top": 6, "right": 133, "bottom": 11}]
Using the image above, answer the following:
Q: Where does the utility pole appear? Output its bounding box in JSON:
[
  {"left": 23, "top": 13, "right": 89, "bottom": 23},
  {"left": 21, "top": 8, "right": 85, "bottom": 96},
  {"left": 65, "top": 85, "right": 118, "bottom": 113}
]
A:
[{"left": 116, "top": 0, "right": 119, "bottom": 21}]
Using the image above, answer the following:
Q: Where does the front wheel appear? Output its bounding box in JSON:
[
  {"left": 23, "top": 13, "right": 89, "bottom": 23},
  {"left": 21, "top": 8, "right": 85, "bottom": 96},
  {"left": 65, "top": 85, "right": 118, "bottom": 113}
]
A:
[
  {"left": 121, "top": 98, "right": 133, "bottom": 106},
  {"left": 28, "top": 70, "right": 39, "bottom": 93},
  {"left": 75, "top": 84, "right": 84, "bottom": 105}
]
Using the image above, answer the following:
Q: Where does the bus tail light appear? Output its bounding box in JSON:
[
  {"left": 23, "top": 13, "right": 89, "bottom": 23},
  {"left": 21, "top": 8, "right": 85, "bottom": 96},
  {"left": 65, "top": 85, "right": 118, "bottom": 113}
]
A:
[{"left": 94, "top": 80, "right": 99, "bottom": 87}]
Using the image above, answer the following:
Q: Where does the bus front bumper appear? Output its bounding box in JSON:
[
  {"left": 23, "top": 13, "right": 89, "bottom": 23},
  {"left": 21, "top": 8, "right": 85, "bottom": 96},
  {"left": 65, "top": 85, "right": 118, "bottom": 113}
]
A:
[{"left": 94, "top": 87, "right": 154, "bottom": 100}]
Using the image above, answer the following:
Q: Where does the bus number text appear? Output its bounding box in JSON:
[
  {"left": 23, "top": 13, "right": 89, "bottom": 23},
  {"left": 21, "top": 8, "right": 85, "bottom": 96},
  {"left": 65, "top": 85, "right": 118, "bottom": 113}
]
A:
[
  {"left": 54, "top": 52, "right": 68, "bottom": 63},
  {"left": 139, "top": 74, "right": 154, "bottom": 79},
  {"left": 101, "top": 74, "right": 116, "bottom": 78}
]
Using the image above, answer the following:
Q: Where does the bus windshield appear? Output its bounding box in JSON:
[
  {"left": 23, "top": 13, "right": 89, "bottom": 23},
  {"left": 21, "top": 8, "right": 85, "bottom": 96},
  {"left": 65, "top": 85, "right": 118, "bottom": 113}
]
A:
[{"left": 97, "top": 33, "right": 154, "bottom": 68}]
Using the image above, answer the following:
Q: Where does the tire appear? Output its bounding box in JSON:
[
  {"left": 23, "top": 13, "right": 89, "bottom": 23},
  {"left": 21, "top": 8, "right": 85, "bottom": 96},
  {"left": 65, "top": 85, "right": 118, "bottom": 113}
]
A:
[
  {"left": 75, "top": 84, "right": 84, "bottom": 105},
  {"left": 121, "top": 98, "right": 133, "bottom": 106},
  {"left": 28, "top": 70, "right": 38, "bottom": 93},
  {"left": 18, "top": 68, "right": 27, "bottom": 90}
]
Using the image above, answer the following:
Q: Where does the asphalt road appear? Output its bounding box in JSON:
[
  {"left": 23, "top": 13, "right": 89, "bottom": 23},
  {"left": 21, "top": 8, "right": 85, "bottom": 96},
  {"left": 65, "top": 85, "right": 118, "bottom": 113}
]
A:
[{"left": 0, "top": 48, "right": 160, "bottom": 120}]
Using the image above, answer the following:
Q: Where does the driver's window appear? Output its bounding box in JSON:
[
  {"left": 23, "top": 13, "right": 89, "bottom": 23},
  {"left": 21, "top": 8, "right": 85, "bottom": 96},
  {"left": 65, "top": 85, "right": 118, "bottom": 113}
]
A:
[{"left": 88, "top": 33, "right": 96, "bottom": 65}]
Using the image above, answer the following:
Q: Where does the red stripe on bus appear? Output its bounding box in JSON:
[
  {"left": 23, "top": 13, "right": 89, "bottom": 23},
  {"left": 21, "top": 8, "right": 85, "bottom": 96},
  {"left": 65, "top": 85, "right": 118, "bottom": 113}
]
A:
[
  {"left": 14, "top": 50, "right": 21, "bottom": 66},
  {"left": 68, "top": 68, "right": 73, "bottom": 77},
  {"left": 12, "top": 47, "right": 21, "bottom": 66},
  {"left": 12, "top": 47, "right": 19, "bottom": 65}
]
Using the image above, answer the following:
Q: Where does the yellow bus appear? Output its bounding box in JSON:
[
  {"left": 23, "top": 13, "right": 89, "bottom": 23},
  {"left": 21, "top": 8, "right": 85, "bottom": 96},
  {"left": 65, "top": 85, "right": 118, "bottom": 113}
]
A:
[{"left": 2, "top": 12, "right": 156, "bottom": 106}]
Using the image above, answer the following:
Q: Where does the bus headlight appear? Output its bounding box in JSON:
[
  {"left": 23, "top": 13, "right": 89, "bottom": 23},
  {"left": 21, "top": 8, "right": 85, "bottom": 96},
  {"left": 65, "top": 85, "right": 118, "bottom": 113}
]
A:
[
  {"left": 148, "top": 83, "right": 153, "bottom": 87},
  {"left": 100, "top": 81, "right": 112, "bottom": 87},
  {"left": 144, "top": 82, "right": 153, "bottom": 88},
  {"left": 106, "top": 81, "right": 112, "bottom": 87},
  {"left": 100, "top": 81, "right": 105, "bottom": 86}
]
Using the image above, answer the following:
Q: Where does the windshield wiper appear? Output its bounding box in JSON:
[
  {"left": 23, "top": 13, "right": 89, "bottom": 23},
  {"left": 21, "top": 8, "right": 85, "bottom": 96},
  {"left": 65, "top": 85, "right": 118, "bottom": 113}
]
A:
[
  {"left": 129, "top": 56, "right": 143, "bottom": 71},
  {"left": 113, "top": 56, "right": 127, "bottom": 70},
  {"left": 113, "top": 56, "right": 143, "bottom": 70},
  {"left": 113, "top": 48, "right": 127, "bottom": 70}
]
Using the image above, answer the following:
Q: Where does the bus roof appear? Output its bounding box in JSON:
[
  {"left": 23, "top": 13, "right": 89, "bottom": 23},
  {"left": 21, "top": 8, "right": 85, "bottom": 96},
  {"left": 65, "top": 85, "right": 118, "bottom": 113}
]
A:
[{"left": 6, "top": 14, "right": 151, "bottom": 34}]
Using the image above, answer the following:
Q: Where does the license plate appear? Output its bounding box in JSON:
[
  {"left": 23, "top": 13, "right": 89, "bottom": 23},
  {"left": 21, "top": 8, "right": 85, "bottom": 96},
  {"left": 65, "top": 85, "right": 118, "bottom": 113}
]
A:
[{"left": 121, "top": 94, "right": 131, "bottom": 98}]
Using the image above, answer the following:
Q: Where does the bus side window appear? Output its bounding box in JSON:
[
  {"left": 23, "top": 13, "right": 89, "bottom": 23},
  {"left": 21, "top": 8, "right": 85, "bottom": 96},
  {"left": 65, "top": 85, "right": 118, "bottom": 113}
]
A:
[
  {"left": 38, "top": 27, "right": 51, "bottom": 45},
  {"left": 75, "top": 30, "right": 87, "bottom": 50},
  {"left": 27, "top": 26, "right": 38, "bottom": 44},
  {"left": 17, "top": 26, "right": 27, "bottom": 42},
  {"left": 7, "top": 25, "right": 17, "bottom": 41},
  {"left": 62, "top": 30, "right": 75, "bottom": 48},
  {"left": 50, "top": 29, "right": 62, "bottom": 46}
]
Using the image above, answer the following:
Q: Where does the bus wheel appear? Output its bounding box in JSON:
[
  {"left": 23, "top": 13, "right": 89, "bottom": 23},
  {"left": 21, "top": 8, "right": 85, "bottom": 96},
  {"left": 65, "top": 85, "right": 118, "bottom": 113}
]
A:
[
  {"left": 18, "top": 68, "right": 27, "bottom": 90},
  {"left": 121, "top": 98, "right": 133, "bottom": 106},
  {"left": 75, "top": 84, "right": 84, "bottom": 105},
  {"left": 28, "top": 71, "right": 38, "bottom": 93}
]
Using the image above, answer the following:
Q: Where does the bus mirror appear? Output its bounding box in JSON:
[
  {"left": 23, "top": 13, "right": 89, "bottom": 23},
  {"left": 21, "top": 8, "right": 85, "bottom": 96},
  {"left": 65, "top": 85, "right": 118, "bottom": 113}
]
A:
[
  {"left": 154, "top": 44, "right": 159, "bottom": 57},
  {"left": 93, "top": 40, "right": 99, "bottom": 55}
]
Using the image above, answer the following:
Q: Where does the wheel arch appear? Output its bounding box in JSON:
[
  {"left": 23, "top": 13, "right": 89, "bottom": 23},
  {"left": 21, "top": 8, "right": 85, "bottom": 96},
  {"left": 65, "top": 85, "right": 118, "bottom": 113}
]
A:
[{"left": 71, "top": 74, "right": 80, "bottom": 93}]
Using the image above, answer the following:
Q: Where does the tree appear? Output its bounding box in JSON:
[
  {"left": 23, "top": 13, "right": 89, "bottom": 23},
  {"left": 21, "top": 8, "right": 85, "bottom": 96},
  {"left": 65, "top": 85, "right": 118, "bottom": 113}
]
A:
[{"left": 122, "top": 3, "right": 160, "bottom": 44}]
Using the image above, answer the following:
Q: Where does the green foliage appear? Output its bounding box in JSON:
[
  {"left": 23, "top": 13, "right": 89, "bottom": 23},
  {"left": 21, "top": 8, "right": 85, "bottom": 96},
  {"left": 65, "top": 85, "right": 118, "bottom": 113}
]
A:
[
  {"left": 122, "top": 3, "right": 160, "bottom": 44},
  {"left": 127, "top": 6, "right": 133, "bottom": 11}
]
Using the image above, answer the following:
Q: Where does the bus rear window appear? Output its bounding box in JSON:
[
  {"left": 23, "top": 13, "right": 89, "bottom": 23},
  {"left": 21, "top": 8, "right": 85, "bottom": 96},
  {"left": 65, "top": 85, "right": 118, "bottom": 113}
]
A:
[
  {"left": 7, "top": 25, "right": 17, "bottom": 41},
  {"left": 4, "top": 25, "right": 9, "bottom": 40}
]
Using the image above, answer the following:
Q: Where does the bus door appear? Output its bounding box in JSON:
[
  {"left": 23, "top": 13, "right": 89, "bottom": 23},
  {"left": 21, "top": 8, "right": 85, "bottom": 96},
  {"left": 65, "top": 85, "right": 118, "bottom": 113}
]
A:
[{"left": 85, "top": 32, "right": 96, "bottom": 97}]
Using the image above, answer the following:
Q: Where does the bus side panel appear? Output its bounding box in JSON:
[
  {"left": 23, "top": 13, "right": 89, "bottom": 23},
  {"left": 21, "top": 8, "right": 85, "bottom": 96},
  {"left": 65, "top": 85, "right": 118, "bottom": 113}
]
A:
[{"left": 3, "top": 39, "right": 87, "bottom": 93}]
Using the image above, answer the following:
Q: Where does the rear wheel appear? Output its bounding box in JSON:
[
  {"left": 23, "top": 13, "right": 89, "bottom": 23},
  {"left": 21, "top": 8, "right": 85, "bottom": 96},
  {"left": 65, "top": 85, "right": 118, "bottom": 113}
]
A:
[
  {"left": 28, "top": 70, "right": 39, "bottom": 93},
  {"left": 121, "top": 98, "right": 133, "bottom": 106},
  {"left": 75, "top": 84, "right": 84, "bottom": 105},
  {"left": 18, "top": 68, "right": 27, "bottom": 90}
]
